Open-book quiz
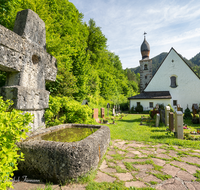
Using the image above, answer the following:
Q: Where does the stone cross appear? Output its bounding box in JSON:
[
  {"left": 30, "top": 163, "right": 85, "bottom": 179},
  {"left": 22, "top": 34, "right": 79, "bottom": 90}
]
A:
[{"left": 0, "top": 9, "right": 57, "bottom": 131}]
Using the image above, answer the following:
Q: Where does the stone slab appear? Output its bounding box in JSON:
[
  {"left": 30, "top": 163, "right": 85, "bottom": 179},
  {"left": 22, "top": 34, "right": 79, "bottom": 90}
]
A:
[
  {"left": 95, "top": 171, "right": 116, "bottom": 182},
  {"left": 170, "top": 161, "right": 199, "bottom": 174},
  {"left": 156, "top": 178, "right": 187, "bottom": 190},
  {"left": 125, "top": 181, "right": 147, "bottom": 188},
  {"left": 115, "top": 173, "right": 133, "bottom": 181},
  {"left": 116, "top": 161, "right": 127, "bottom": 170},
  {"left": 143, "top": 174, "right": 162, "bottom": 183},
  {"left": 101, "top": 167, "right": 117, "bottom": 173},
  {"left": 134, "top": 164, "right": 153, "bottom": 171},
  {"left": 176, "top": 170, "right": 196, "bottom": 181},
  {"left": 162, "top": 164, "right": 180, "bottom": 177},
  {"left": 152, "top": 158, "right": 166, "bottom": 166},
  {"left": 156, "top": 154, "right": 171, "bottom": 159},
  {"left": 185, "top": 182, "right": 200, "bottom": 190},
  {"left": 99, "top": 160, "right": 108, "bottom": 170},
  {"left": 181, "top": 156, "right": 200, "bottom": 164}
]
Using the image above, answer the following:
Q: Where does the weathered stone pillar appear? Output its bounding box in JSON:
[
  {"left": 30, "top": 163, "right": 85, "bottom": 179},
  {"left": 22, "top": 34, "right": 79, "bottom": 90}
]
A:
[
  {"left": 175, "top": 111, "right": 183, "bottom": 139},
  {"left": 165, "top": 106, "right": 170, "bottom": 126}
]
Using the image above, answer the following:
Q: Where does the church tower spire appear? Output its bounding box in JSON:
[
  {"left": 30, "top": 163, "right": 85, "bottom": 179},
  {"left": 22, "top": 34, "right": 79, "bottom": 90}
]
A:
[
  {"left": 139, "top": 32, "right": 152, "bottom": 93},
  {"left": 141, "top": 32, "right": 150, "bottom": 59}
]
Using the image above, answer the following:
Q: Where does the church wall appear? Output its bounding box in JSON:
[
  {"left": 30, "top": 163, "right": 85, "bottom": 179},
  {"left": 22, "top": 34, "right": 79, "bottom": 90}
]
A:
[
  {"left": 130, "top": 99, "right": 171, "bottom": 111},
  {"left": 145, "top": 48, "right": 200, "bottom": 111}
]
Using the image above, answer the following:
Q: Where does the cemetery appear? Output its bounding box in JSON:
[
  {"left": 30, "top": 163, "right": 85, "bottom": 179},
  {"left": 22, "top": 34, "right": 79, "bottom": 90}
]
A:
[{"left": 1, "top": 3, "right": 200, "bottom": 190}]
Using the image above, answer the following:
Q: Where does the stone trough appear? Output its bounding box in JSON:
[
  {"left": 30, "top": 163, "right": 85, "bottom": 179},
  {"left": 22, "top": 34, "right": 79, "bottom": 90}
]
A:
[{"left": 16, "top": 124, "right": 110, "bottom": 183}]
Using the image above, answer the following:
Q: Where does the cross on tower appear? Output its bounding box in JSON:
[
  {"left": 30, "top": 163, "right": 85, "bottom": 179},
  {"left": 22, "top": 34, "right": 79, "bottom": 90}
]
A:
[
  {"left": 144, "top": 32, "right": 147, "bottom": 38},
  {"left": 0, "top": 9, "right": 57, "bottom": 131}
]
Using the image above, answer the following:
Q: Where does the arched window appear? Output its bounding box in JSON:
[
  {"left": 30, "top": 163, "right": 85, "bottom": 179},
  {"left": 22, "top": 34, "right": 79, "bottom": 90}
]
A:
[
  {"left": 170, "top": 76, "right": 177, "bottom": 88},
  {"left": 145, "top": 76, "right": 147, "bottom": 79},
  {"left": 144, "top": 64, "right": 148, "bottom": 70}
]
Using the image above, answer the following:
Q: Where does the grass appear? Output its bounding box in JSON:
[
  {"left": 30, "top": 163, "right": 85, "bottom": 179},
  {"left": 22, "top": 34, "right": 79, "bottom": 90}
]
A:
[
  {"left": 193, "top": 170, "right": 200, "bottom": 182},
  {"left": 150, "top": 173, "right": 172, "bottom": 181},
  {"left": 105, "top": 114, "right": 200, "bottom": 149},
  {"left": 32, "top": 184, "right": 53, "bottom": 190}
]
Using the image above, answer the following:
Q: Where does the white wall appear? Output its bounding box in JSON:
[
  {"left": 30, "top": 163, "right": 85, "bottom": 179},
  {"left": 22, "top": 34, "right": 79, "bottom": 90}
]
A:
[
  {"left": 130, "top": 99, "right": 171, "bottom": 111},
  {"left": 145, "top": 48, "right": 200, "bottom": 111}
]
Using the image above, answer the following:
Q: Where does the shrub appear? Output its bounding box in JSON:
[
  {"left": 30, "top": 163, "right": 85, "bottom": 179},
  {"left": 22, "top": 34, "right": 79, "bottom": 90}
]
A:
[
  {"left": 45, "top": 96, "right": 95, "bottom": 127},
  {"left": 184, "top": 107, "right": 192, "bottom": 120},
  {"left": 130, "top": 106, "right": 135, "bottom": 113},
  {"left": 159, "top": 104, "right": 164, "bottom": 110},
  {"left": 0, "top": 97, "right": 33, "bottom": 189},
  {"left": 135, "top": 105, "right": 143, "bottom": 113}
]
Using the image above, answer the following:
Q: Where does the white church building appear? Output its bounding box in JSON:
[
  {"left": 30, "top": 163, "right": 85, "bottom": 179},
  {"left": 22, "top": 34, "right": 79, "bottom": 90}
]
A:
[{"left": 128, "top": 36, "right": 200, "bottom": 112}]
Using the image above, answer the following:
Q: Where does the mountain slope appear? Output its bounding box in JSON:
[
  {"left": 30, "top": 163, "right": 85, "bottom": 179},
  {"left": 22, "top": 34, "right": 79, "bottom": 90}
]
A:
[{"left": 130, "top": 52, "right": 197, "bottom": 76}]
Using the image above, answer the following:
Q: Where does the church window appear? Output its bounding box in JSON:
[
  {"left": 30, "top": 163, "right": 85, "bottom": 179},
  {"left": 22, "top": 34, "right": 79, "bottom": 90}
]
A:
[
  {"left": 173, "top": 100, "right": 177, "bottom": 106},
  {"left": 144, "top": 64, "right": 148, "bottom": 70},
  {"left": 149, "top": 102, "right": 153, "bottom": 108},
  {"left": 170, "top": 76, "right": 177, "bottom": 88},
  {"left": 137, "top": 102, "right": 140, "bottom": 107},
  {"left": 145, "top": 76, "right": 147, "bottom": 79}
]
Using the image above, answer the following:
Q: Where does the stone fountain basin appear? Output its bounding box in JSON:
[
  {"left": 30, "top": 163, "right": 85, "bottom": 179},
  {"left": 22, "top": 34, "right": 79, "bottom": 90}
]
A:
[{"left": 16, "top": 124, "right": 110, "bottom": 183}]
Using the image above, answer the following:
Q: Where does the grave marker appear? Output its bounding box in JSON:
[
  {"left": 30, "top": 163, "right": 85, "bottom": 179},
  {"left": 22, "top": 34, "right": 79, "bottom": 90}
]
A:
[
  {"left": 155, "top": 113, "right": 160, "bottom": 127},
  {"left": 165, "top": 106, "right": 170, "bottom": 126},
  {"left": 112, "top": 106, "right": 116, "bottom": 116},
  {"left": 93, "top": 108, "right": 99, "bottom": 122},
  {"left": 175, "top": 111, "right": 183, "bottom": 139},
  {"left": 101, "top": 108, "right": 105, "bottom": 118},
  {"left": 169, "top": 112, "right": 174, "bottom": 131},
  {"left": 0, "top": 9, "right": 57, "bottom": 131},
  {"left": 107, "top": 103, "right": 110, "bottom": 116}
]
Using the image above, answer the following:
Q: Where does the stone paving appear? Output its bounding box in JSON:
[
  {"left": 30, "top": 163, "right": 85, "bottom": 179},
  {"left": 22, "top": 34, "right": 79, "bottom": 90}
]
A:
[{"left": 10, "top": 140, "right": 200, "bottom": 189}]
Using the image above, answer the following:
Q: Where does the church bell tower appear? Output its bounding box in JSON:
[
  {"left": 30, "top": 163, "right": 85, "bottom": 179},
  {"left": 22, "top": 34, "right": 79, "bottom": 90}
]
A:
[{"left": 139, "top": 32, "right": 152, "bottom": 93}]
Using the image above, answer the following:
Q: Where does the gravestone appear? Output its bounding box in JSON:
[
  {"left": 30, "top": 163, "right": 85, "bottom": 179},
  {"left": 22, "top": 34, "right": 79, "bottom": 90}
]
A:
[
  {"left": 165, "top": 106, "right": 170, "bottom": 126},
  {"left": 175, "top": 111, "right": 183, "bottom": 139},
  {"left": 112, "top": 106, "right": 116, "bottom": 116},
  {"left": 156, "top": 104, "right": 159, "bottom": 109},
  {"left": 192, "top": 104, "right": 198, "bottom": 118},
  {"left": 0, "top": 9, "right": 57, "bottom": 131},
  {"left": 169, "top": 112, "right": 174, "bottom": 131},
  {"left": 155, "top": 113, "right": 160, "bottom": 127},
  {"left": 160, "top": 110, "right": 165, "bottom": 124},
  {"left": 101, "top": 108, "right": 105, "bottom": 118},
  {"left": 93, "top": 108, "right": 99, "bottom": 122},
  {"left": 107, "top": 103, "right": 110, "bottom": 116}
]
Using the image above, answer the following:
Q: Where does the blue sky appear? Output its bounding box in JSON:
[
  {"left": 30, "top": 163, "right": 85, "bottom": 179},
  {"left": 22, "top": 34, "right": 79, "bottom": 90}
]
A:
[{"left": 69, "top": 0, "right": 200, "bottom": 69}]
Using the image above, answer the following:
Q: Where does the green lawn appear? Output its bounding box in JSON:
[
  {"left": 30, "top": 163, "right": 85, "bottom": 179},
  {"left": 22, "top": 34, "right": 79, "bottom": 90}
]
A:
[{"left": 105, "top": 114, "right": 200, "bottom": 149}]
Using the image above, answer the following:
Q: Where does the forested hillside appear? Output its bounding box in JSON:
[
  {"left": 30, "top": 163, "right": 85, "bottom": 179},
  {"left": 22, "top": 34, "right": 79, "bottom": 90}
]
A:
[{"left": 0, "top": 0, "right": 139, "bottom": 107}]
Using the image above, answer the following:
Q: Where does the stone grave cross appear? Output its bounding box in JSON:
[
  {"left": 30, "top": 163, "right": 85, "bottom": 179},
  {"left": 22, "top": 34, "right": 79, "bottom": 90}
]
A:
[{"left": 0, "top": 9, "right": 57, "bottom": 130}]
